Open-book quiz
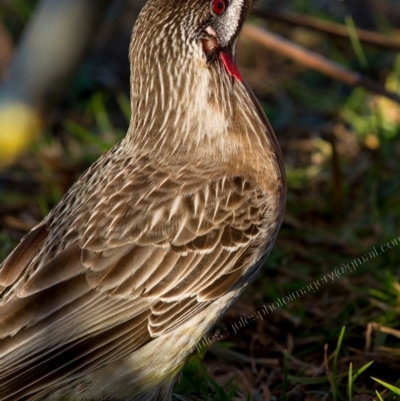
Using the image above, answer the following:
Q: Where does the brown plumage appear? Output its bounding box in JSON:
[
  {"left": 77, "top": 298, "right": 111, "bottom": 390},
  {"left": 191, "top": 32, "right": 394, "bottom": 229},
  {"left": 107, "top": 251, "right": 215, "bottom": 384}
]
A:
[{"left": 0, "top": 0, "right": 286, "bottom": 400}]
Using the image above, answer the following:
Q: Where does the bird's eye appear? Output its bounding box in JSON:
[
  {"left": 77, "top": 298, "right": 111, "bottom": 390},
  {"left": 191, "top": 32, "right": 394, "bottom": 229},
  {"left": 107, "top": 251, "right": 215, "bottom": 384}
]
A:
[{"left": 211, "top": 0, "right": 228, "bottom": 16}]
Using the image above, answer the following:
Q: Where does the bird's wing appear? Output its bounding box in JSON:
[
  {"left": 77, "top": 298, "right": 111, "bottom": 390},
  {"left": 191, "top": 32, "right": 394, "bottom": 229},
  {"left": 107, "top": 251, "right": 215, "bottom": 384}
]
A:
[{"left": 0, "top": 155, "right": 273, "bottom": 400}]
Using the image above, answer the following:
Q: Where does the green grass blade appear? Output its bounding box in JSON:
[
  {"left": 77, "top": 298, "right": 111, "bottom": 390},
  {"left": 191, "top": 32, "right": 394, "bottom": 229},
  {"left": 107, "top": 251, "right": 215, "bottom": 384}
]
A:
[
  {"left": 347, "top": 363, "right": 352, "bottom": 400},
  {"left": 64, "top": 119, "right": 111, "bottom": 151},
  {"left": 91, "top": 93, "right": 113, "bottom": 133},
  {"left": 116, "top": 92, "right": 132, "bottom": 123},
  {"left": 201, "top": 368, "right": 232, "bottom": 401},
  {"left": 352, "top": 361, "right": 374, "bottom": 382},
  {"left": 345, "top": 16, "right": 368, "bottom": 68},
  {"left": 372, "top": 377, "right": 400, "bottom": 395},
  {"left": 332, "top": 326, "right": 346, "bottom": 401}
]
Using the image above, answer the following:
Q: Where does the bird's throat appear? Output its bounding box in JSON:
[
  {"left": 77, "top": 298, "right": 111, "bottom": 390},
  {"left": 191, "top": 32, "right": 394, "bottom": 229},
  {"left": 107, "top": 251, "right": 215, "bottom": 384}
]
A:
[{"left": 219, "top": 51, "right": 243, "bottom": 82}]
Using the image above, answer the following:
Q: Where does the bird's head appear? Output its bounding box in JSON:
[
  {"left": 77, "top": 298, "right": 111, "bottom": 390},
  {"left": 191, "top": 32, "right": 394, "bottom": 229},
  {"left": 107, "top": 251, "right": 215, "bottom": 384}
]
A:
[
  {"left": 130, "top": 0, "right": 255, "bottom": 82},
  {"left": 199, "top": 0, "right": 256, "bottom": 81}
]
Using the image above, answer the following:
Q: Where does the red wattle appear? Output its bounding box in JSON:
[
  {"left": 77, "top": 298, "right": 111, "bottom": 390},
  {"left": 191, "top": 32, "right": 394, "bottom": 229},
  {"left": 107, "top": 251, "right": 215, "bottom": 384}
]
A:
[{"left": 220, "top": 51, "right": 243, "bottom": 82}]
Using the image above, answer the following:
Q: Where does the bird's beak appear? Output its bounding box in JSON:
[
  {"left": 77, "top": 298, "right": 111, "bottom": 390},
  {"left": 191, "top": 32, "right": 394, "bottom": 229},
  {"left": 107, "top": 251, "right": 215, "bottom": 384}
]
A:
[{"left": 219, "top": 49, "right": 242, "bottom": 82}]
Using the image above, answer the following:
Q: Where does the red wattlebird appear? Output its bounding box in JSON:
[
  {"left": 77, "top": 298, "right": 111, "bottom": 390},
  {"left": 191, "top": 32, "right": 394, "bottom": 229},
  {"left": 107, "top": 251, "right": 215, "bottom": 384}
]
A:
[{"left": 0, "top": 0, "right": 286, "bottom": 399}]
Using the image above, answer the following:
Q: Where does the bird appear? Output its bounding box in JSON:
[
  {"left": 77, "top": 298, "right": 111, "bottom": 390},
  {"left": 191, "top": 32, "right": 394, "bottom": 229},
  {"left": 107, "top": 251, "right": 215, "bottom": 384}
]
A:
[{"left": 0, "top": 0, "right": 286, "bottom": 400}]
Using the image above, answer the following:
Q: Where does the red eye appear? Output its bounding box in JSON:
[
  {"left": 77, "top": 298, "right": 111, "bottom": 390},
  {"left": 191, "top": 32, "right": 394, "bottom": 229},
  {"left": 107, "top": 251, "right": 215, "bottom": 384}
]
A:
[{"left": 211, "top": 0, "right": 227, "bottom": 15}]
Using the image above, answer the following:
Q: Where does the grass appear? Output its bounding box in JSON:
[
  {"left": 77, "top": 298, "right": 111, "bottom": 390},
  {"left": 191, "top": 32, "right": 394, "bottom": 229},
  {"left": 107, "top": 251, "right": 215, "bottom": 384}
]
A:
[{"left": 1, "top": 1, "right": 400, "bottom": 399}]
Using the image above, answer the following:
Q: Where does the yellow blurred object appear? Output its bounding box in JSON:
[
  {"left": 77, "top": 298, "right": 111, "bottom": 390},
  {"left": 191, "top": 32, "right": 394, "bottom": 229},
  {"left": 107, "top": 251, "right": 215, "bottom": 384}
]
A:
[
  {"left": 364, "top": 134, "right": 380, "bottom": 150},
  {"left": 375, "top": 55, "right": 400, "bottom": 123},
  {"left": 0, "top": 103, "right": 41, "bottom": 167},
  {"left": 0, "top": 0, "right": 113, "bottom": 168}
]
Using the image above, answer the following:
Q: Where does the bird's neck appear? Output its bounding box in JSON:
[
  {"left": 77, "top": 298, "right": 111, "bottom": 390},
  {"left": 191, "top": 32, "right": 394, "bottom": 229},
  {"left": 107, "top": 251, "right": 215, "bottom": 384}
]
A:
[
  {"left": 127, "top": 61, "right": 267, "bottom": 164},
  {"left": 125, "top": 30, "right": 282, "bottom": 184}
]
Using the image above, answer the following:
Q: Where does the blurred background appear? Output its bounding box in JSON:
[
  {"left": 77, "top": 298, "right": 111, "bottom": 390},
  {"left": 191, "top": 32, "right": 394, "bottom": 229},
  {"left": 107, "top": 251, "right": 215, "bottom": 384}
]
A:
[{"left": 0, "top": 0, "right": 399, "bottom": 399}]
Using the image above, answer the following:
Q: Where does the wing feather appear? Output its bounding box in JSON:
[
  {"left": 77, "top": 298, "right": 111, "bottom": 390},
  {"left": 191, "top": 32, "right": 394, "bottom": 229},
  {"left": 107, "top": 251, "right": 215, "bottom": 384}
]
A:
[
  {"left": 18, "top": 244, "right": 84, "bottom": 297},
  {"left": 0, "top": 223, "right": 47, "bottom": 291},
  {"left": 0, "top": 157, "right": 276, "bottom": 400}
]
